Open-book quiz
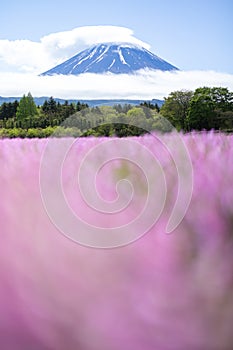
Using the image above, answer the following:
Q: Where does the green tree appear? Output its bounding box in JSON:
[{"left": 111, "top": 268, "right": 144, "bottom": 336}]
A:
[
  {"left": 188, "top": 87, "right": 233, "bottom": 130},
  {"left": 160, "top": 90, "right": 193, "bottom": 131},
  {"left": 0, "top": 103, "right": 9, "bottom": 120},
  {"left": 140, "top": 101, "right": 160, "bottom": 112},
  {"left": 42, "top": 97, "right": 57, "bottom": 116},
  {"left": 16, "top": 93, "right": 38, "bottom": 120},
  {"left": 126, "top": 107, "right": 147, "bottom": 130},
  {"left": 0, "top": 100, "right": 19, "bottom": 120}
]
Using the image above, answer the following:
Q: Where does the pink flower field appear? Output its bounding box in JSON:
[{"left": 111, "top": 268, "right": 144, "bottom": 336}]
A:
[{"left": 0, "top": 132, "right": 233, "bottom": 350}]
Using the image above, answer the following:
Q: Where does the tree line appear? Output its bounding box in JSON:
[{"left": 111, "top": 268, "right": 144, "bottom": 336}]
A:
[
  {"left": 0, "top": 93, "right": 162, "bottom": 138},
  {"left": 0, "top": 87, "right": 232, "bottom": 138},
  {"left": 0, "top": 93, "right": 88, "bottom": 127}
]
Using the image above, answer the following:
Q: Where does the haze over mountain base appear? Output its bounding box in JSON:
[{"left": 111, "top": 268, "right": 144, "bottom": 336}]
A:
[{"left": 0, "top": 69, "right": 233, "bottom": 100}]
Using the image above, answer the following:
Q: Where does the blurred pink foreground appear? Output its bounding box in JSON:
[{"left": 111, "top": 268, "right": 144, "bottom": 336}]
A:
[{"left": 0, "top": 132, "right": 233, "bottom": 350}]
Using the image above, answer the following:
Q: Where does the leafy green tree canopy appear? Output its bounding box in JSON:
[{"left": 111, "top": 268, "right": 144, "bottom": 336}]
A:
[
  {"left": 160, "top": 90, "right": 193, "bottom": 131},
  {"left": 188, "top": 87, "right": 233, "bottom": 130},
  {"left": 16, "top": 92, "right": 38, "bottom": 120}
]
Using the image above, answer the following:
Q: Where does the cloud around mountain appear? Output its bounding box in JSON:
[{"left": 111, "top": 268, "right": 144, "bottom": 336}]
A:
[
  {"left": 0, "top": 26, "right": 150, "bottom": 74},
  {"left": 1, "top": 70, "right": 233, "bottom": 100},
  {"left": 0, "top": 25, "right": 233, "bottom": 100}
]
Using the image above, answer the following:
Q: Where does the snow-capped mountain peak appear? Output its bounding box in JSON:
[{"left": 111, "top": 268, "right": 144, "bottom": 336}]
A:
[{"left": 41, "top": 42, "right": 179, "bottom": 75}]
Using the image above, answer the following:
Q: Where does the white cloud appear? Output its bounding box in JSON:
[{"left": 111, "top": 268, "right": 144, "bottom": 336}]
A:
[
  {"left": 0, "top": 25, "right": 232, "bottom": 100},
  {"left": 0, "top": 70, "right": 233, "bottom": 100},
  {"left": 0, "top": 26, "right": 150, "bottom": 74},
  {"left": 0, "top": 39, "right": 51, "bottom": 73}
]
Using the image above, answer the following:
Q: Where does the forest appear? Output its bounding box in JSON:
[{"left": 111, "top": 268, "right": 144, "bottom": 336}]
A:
[{"left": 0, "top": 87, "right": 232, "bottom": 138}]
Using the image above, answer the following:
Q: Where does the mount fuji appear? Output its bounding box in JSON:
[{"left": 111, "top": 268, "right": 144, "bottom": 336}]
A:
[{"left": 41, "top": 42, "right": 179, "bottom": 76}]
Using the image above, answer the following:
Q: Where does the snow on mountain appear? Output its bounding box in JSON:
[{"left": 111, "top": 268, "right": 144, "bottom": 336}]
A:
[{"left": 41, "top": 42, "right": 179, "bottom": 76}]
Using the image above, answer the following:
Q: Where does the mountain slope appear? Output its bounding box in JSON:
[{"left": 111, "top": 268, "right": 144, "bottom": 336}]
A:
[{"left": 41, "top": 43, "right": 178, "bottom": 75}]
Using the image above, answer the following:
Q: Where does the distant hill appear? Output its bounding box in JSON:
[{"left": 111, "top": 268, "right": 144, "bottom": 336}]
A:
[
  {"left": 41, "top": 42, "right": 178, "bottom": 76},
  {"left": 0, "top": 96, "right": 164, "bottom": 107}
]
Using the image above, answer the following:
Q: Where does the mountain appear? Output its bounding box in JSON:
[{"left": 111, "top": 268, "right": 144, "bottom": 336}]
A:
[
  {"left": 0, "top": 96, "right": 164, "bottom": 107},
  {"left": 41, "top": 42, "right": 178, "bottom": 76}
]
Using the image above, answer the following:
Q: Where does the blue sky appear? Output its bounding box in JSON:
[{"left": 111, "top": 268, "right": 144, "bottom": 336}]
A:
[
  {"left": 1, "top": 0, "right": 232, "bottom": 73},
  {"left": 0, "top": 0, "right": 233, "bottom": 99}
]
